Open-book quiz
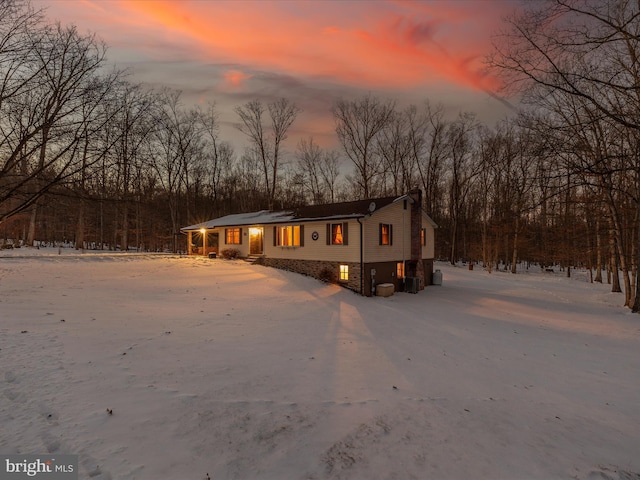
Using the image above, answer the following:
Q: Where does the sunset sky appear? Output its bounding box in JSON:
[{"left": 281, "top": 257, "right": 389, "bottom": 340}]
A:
[{"left": 34, "top": 0, "right": 522, "bottom": 150}]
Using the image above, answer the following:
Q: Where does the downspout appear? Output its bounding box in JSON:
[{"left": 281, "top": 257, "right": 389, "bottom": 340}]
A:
[
  {"left": 402, "top": 201, "right": 406, "bottom": 272},
  {"left": 357, "top": 217, "right": 364, "bottom": 296}
]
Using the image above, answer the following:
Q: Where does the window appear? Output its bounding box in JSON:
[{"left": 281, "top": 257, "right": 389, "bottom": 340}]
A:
[
  {"left": 275, "top": 225, "right": 303, "bottom": 247},
  {"left": 332, "top": 224, "right": 343, "bottom": 244},
  {"left": 397, "top": 262, "right": 405, "bottom": 279},
  {"left": 339, "top": 264, "right": 349, "bottom": 281},
  {"left": 421, "top": 228, "right": 427, "bottom": 246},
  {"left": 225, "top": 227, "right": 241, "bottom": 245},
  {"left": 327, "top": 222, "right": 348, "bottom": 245},
  {"left": 379, "top": 223, "right": 393, "bottom": 245}
]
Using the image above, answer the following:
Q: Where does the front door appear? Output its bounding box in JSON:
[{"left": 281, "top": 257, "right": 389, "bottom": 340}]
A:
[{"left": 249, "top": 227, "right": 263, "bottom": 255}]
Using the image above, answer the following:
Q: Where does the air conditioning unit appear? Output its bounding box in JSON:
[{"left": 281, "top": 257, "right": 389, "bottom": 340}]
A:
[{"left": 405, "top": 277, "right": 420, "bottom": 294}]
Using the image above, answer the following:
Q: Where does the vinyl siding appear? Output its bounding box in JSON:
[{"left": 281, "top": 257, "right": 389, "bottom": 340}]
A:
[
  {"left": 264, "top": 220, "right": 360, "bottom": 263},
  {"left": 361, "top": 201, "right": 435, "bottom": 263},
  {"left": 362, "top": 201, "right": 408, "bottom": 263},
  {"left": 219, "top": 227, "right": 249, "bottom": 256}
]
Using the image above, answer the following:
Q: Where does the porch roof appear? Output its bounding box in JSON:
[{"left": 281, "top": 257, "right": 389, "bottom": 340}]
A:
[{"left": 181, "top": 210, "right": 295, "bottom": 231}]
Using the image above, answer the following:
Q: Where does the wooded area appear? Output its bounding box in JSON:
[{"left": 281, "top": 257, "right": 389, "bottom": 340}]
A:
[{"left": 3, "top": 0, "right": 640, "bottom": 310}]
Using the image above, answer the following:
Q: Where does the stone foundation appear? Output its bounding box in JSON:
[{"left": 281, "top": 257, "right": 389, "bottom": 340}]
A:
[
  {"left": 257, "top": 257, "right": 362, "bottom": 294},
  {"left": 255, "top": 257, "right": 434, "bottom": 297}
]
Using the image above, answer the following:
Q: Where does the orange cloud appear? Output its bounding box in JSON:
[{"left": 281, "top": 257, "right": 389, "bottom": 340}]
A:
[
  {"left": 79, "top": 0, "right": 107, "bottom": 14},
  {"left": 53, "top": 0, "right": 506, "bottom": 94},
  {"left": 223, "top": 69, "right": 252, "bottom": 88},
  {"left": 322, "top": 26, "right": 340, "bottom": 35}
]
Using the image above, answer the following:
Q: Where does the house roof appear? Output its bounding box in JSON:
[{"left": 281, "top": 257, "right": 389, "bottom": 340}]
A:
[
  {"left": 181, "top": 193, "right": 436, "bottom": 231},
  {"left": 291, "top": 196, "right": 399, "bottom": 220}
]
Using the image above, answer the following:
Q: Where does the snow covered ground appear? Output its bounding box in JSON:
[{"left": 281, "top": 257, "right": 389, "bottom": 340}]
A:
[{"left": 1, "top": 249, "right": 639, "bottom": 480}]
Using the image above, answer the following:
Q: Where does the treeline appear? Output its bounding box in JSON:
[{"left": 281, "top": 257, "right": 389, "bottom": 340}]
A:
[{"left": 3, "top": 0, "right": 640, "bottom": 309}]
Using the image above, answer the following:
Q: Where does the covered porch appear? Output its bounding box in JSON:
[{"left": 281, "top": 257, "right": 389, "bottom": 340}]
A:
[
  {"left": 186, "top": 228, "right": 219, "bottom": 257},
  {"left": 185, "top": 226, "right": 264, "bottom": 257}
]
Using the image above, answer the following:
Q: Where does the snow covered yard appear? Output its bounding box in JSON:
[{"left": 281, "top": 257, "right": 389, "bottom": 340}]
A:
[{"left": 1, "top": 252, "right": 639, "bottom": 480}]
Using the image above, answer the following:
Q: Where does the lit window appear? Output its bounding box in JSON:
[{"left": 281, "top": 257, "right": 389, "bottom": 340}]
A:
[
  {"left": 225, "top": 228, "right": 241, "bottom": 245},
  {"left": 380, "top": 223, "right": 392, "bottom": 245},
  {"left": 332, "top": 224, "right": 343, "bottom": 245},
  {"left": 276, "top": 225, "right": 302, "bottom": 247},
  {"left": 339, "top": 264, "right": 349, "bottom": 281},
  {"left": 327, "top": 222, "right": 348, "bottom": 245},
  {"left": 421, "top": 228, "right": 426, "bottom": 246},
  {"left": 397, "top": 262, "right": 405, "bottom": 279}
]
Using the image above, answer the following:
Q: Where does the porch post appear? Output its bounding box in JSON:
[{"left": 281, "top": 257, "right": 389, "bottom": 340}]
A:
[
  {"left": 187, "top": 231, "right": 193, "bottom": 255},
  {"left": 202, "top": 228, "right": 207, "bottom": 256}
]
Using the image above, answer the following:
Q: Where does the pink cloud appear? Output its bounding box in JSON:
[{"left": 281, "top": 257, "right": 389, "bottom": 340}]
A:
[
  {"left": 35, "top": 0, "right": 512, "bottom": 98},
  {"left": 223, "top": 69, "right": 252, "bottom": 89},
  {"left": 322, "top": 26, "right": 341, "bottom": 35},
  {"left": 107, "top": 1, "right": 505, "bottom": 92}
]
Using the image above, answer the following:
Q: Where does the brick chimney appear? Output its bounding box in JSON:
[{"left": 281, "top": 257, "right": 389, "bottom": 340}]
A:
[{"left": 406, "top": 188, "right": 425, "bottom": 289}]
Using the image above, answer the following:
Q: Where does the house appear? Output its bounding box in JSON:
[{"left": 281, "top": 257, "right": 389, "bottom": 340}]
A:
[{"left": 180, "top": 189, "right": 436, "bottom": 296}]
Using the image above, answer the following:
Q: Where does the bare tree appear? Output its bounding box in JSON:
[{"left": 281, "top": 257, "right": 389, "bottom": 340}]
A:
[
  {"left": 0, "top": 0, "right": 43, "bottom": 109},
  {"left": 491, "top": 0, "right": 640, "bottom": 310},
  {"left": 147, "top": 90, "right": 201, "bottom": 253},
  {"left": 446, "top": 112, "right": 482, "bottom": 264},
  {"left": 378, "top": 107, "right": 415, "bottom": 196},
  {"left": 224, "top": 149, "right": 264, "bottom": 213},
  {"left": 413, "top": 101, "right": 449, "bottom": 222},
  {"left": 106, "top": 81, "right": 157, "bottom": 251},
  {"left": 294, "top": 137, "right": 344, "bottom": 205},
  {"left": 72, "top": 79, "right": 132, "bottom": 250},
  {"left": 318, "top": 150, "right": 341, "bottom": 204},
  {"left": 0, "top": 9, "right": 120, "bottom": 241},
  {"left": 333, "top": 94, "right": 395, "bottom": 198},
  {"left": 490, "top": 0, "right": 640, "bottom": 131},
  {"left": 235, "top": 98, "right": 299, "bottom": 209},
  {"left": 196, "top": 102, "right": 233, "bottom": 219},
  {"left": 476, "top": 125, "right": 501, "bottom": 272},
  {"left": 296, "top": 137, "right": 324, "bottom": 204}
]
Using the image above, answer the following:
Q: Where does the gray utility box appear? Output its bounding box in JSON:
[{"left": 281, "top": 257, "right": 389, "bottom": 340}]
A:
[{"left": 405, "top": 277, "right": 420, "bottom": 294}]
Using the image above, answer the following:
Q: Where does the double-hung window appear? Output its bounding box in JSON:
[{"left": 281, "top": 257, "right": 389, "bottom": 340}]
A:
[
  {"left": 327, "top": 222, "right": 348, "bottom": 245},
  {"left": 275, "top": 225, "right": 303, "bottom": 247},
  {"left": 379, "top": 223, "right": 393, "bottom": 245},
  {"left": 225, "top": 227, "right": 241, "bottom": 245}
]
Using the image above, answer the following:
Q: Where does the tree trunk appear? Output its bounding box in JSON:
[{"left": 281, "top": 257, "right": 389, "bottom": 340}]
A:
[
  {"left": 75, "top": 200, "right": 85, "bottom": 250},
  {"left": 26, "top": 205, "right": 37, "bottom": 246},
  {"left": 610, "top": 230, "right": 622, "bottom": 293},
  {"left": 449, "top": 217, "right": 457, "bottom": 265},
  {"left": 595, "top": 217, "right": 603, "bottom": 283},
  {"left": 632, "top": 273, "right": 640, "bottom": 313},
  {"left": 121, "top": 203, "right": 129, "bottom": 252},
  {"left": 99, "top": 198, "right": 104, "bottom": 250},
  {"left": 481, "top": 218, "right": 489, "bottom": 271},
  {"left": 26, "top": 126, "right": 51, "bottom": 247},
  {"left": 511, "top": 216, "right": 519, "bottom": 274},
  {"left": 606, "top": 199, "right": 631, "bottom": 303},
  {"left": 632, "top": 202, "right": 640, "bottom": 312}
]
